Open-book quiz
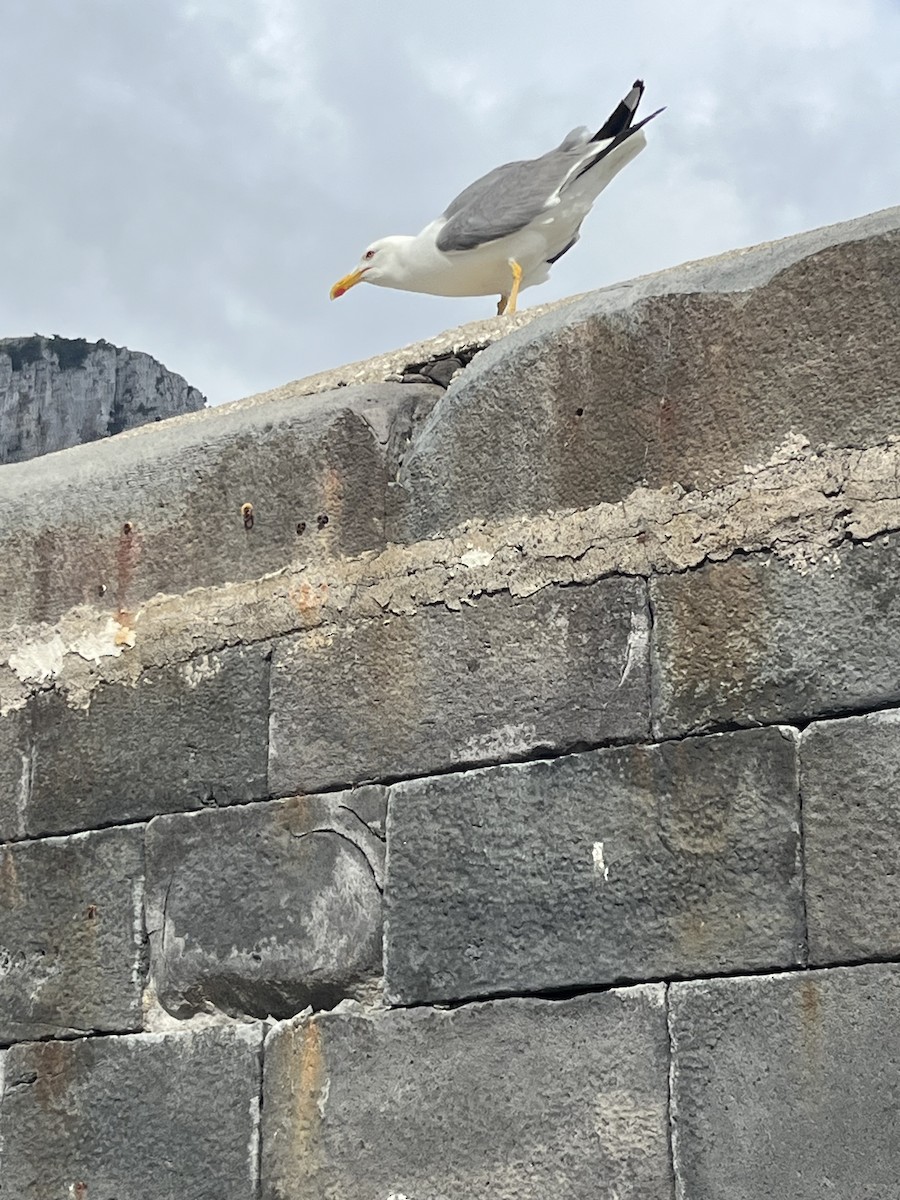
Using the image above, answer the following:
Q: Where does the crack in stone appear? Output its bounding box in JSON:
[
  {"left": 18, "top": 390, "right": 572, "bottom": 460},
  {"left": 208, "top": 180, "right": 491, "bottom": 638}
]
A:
[
  {"left": 289, "top": 827, "right": 384, "bottom": 894},
  {"left": 336, "top": 802, "right": 386, "bottom": 843}
]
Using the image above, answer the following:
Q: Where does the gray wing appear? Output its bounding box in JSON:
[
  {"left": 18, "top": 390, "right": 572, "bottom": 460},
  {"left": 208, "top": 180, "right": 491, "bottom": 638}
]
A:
[
  {"left": 435, "top": 148, "right": 577, "bottom": 254},
  {"left": 435, "top": 95, "right": 663, "bottom": 255}
]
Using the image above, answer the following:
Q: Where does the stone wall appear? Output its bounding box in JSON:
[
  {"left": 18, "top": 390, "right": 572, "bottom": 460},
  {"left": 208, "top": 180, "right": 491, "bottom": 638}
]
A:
[
  {"left": 2, "top": 207, "right": 900, "bottom": 1198},
  {"left": 0, "top": 335, "right": 205, "bottom": 464}
]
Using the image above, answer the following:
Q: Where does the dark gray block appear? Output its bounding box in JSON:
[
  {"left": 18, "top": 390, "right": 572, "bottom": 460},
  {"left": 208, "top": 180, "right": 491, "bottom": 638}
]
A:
[
  {"left": 802, "top": 710, "right": 900, "bottom": 964},
  {"left": 0, "top": 826, "right": 144, "bottom": 1043},
  {"left": 145, "top": 789, "right": 385, "bottom": 1020},
  {"left": 651, "top": 537, "right": 900, "bottom": 737},
  {"left": 385, "top": 727, "right": 803, "bottom": 1004},
  {"left": 669, "top": 963, "right": 900, "bottom": 1199},
  {"left": 0, "top": 706, "right": 30, "bottom": 841},
  {"left": 393, "top": 214, "right": 900, "bottom": 540},
  {"left": 28, "top": 645, "right": 269, "bottom": 836},
  {"left": 262, "top": 987, "right": 673, "bottom": 1200},
  {"left": 0, "top": 1025, "right": 263, "bottom": 1200},
  {"left": 269, "top": 578, "right": 650, "bottom": 794}
]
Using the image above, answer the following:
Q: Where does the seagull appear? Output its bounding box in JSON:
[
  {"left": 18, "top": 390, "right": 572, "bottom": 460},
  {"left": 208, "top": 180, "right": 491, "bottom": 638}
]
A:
[{"left": 330, "top": 80, "right": 663, "bottom": 316}]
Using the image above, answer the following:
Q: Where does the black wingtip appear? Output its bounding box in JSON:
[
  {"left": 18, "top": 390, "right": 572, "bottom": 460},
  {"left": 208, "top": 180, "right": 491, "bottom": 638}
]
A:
[
  {"left": 591, "top": 79, "right": 649, "bottom": 142},
  {"left": 629, "top": 105, "right": 665, "bottom": 134}
]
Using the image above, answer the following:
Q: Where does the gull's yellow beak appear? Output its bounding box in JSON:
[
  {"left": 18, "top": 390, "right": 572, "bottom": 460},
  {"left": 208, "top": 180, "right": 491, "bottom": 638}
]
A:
[{"left": 329, "top": 267, "right": 366, "bottom": 300}]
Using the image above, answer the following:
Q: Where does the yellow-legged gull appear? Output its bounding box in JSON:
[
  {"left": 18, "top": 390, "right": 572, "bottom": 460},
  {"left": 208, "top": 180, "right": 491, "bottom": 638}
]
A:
[{"left": 330, "top": 79, "right": 663, "bottom": 316}]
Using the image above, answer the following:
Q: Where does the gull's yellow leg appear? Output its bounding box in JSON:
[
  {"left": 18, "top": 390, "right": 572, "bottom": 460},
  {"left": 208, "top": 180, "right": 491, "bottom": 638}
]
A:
[
  {"left": 502, "top": 259, "right": 523, "bottom": 315},
  {"left": 496, "top": 294, "right": 508, "bottom": 315}
]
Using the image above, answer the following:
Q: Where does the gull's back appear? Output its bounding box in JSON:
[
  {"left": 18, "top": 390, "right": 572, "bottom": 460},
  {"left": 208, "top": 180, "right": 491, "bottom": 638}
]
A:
[{"left": 433, "top": 80, "right": 663, "bottom": 256}]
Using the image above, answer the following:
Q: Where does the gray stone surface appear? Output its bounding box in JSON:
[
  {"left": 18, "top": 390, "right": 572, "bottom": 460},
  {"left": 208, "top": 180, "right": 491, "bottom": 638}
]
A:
[
  {"left": 26, "top": 645, "right": 269, "bottom": 836},
  {"left": 392, "top": 209, "right": 900, "bottom": 540},
  {"left": 270, "top": 578, "right": 650, "bottom": 795},
  {"left": 385, "top": 727, "right": 802, "bottom": 1005},
  {"left": 0, "top": 707, "right": 29, "bottom": 841},
  {"left": 802, "top": 709, "right": 900, "bottom": 965},
  {"left": 0, "top": 380, "right": 438, "bottom": 627},
  {"left": 669, "top": 963, "right": 900, "bottom": 1199},
  {"left": 239, "top": 207, "right": 900, "bottom": 411},
  {"left": 262, "top": 986, "right": 673, "bottom": 1200},
  {"left": 145, "top": 789, "right": 385, "bottom": 1019},
  {"left": 0, "top": 1024, "right": 263, "bottom": 1199},
  {"left": 0, "top": 826, "right": 144, "bottom": 1043},
  {"left": 0, "top": 336, "right": 205, "bottom": 465},
  {"left": 651, "top": 536, "right": 900, "bottom": 736}
]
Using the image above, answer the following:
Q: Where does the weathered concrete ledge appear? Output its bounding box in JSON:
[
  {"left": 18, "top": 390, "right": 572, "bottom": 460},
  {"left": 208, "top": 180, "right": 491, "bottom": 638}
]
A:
[
  {"left": 2, "top": 205, "right": 898, "bottom": 635},
  {"left": 2, "top": 432, "right": 899, "bottom": 717}
]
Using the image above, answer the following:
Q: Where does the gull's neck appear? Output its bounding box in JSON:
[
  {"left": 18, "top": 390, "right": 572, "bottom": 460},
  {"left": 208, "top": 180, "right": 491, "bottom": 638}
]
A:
[{"left": 378, "top": 232, "right": 446, "bottom": 292}]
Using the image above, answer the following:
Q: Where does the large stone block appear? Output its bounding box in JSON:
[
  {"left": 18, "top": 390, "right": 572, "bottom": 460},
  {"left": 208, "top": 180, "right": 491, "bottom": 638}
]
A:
[
  {"left": 269, "top": 577, "right": 649, "bottom": 794},
  {"left": 262, "top": 986, "right": 673, "bottom": 1200},
  {"left": 0, "top": 1024, "right": 263, "bottom": 1200},
  {"left": 145, "top": 789, "right": 385, "bottom": 1020},
  {"left": 0, "top": 826, "right": 144, "bottom": 1043},
  {"left": 651, "top": 536, "right": 900, "bottom": 736},
  {"left": 0, "top": 381, "right": 438, "bottom": 627},
  {"left": 669, "top": 963, "right": 900, "bottom": 1199},
  {"left": 392, "top": 209, "right": 900, "bottom": 540},
  {"left": 0, "top": 706, "right": 29, "bottom": 841},
  {"left": 801, "top": 709, "right": 900, "bottom": 964},
  {"left": 385, "top": 726, "right": 802, "bottom": 1004},
  {"left": 27, "top": 644, "right": 269, "bottom": 836}
]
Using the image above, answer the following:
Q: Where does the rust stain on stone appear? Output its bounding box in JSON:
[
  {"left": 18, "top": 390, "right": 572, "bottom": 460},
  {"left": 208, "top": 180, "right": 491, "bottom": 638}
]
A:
[
  {"left": 799, "top": 977, "right": 824, "bottom": 1065},
  {"left": 800, "top": 977, "right": 820, "bottom": 1025},
  {"left": 32, "top": 1039, "right": 76, "bottom": 1114},
  {"left": 277, "top": 794, "right": 313, "bottom": 837},
  {"left": 115, "top": 521, "right": 142, "bottom": 621},
  {"left": 298, "top": 1020, "right": 324, "bottom": 1099},
  {"left": 290, "top": 1019, "right": 327, "bottom": 1175},
  {"left": 0, "top": 847, "right": 20, "bottom": 906},
  {"left": 323, "top": 466, "right": 344, "bottom": 514},
  {"left": 313, "top": 465, "right": 344, "bottom": 544},
  {"left": 801, "top": 979, "right": 830, "bottom": 1075},
  {"left": 290, "top": 581, "right": 329, "bottom": 628}
]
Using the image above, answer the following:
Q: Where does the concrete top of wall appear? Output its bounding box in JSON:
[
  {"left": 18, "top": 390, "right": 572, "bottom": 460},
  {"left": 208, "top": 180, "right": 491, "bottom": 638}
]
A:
[{"left": 2, "top": 203, "right": 900, "bottom": 716}]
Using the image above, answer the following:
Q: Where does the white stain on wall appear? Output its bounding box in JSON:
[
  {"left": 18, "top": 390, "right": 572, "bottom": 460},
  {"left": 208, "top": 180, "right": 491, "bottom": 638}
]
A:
[
  {"left": 619, "top": 609, "right": 650, "bottom": 686},
  {"left": 592, "top": 841, "right": 610, "bottom": 882}
]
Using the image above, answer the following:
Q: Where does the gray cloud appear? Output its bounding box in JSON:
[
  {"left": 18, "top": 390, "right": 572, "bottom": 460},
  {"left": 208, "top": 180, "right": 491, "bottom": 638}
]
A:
[{"left": 1, "top": 0, "right": 898, "bottom": 403}]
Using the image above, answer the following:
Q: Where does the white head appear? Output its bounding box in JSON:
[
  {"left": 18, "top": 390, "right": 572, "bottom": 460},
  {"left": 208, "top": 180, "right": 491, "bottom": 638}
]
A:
[{"left": 329, "top": 236, "right": 411, "bottom": 299}]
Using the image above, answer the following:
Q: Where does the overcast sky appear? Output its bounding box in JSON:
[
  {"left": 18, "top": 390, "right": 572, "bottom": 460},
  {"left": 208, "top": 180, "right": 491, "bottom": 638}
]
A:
[{"left": 2, "top": 1, "right": 899, "bottom": 405}]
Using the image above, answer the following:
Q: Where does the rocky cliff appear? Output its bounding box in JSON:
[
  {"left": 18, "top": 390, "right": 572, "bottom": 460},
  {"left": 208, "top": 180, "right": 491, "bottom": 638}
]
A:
[
  {"left": 0, "top": 335, "right": 205, "bottom": 465},
  {"left": 1, "top": 206, "right": 900, "bottom": 1199}
]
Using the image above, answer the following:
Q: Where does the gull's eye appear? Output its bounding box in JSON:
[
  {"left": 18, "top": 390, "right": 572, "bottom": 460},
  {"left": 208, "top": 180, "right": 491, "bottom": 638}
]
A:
[{"left": 364, "top": 249, "right": 376, "bottom": 260}]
